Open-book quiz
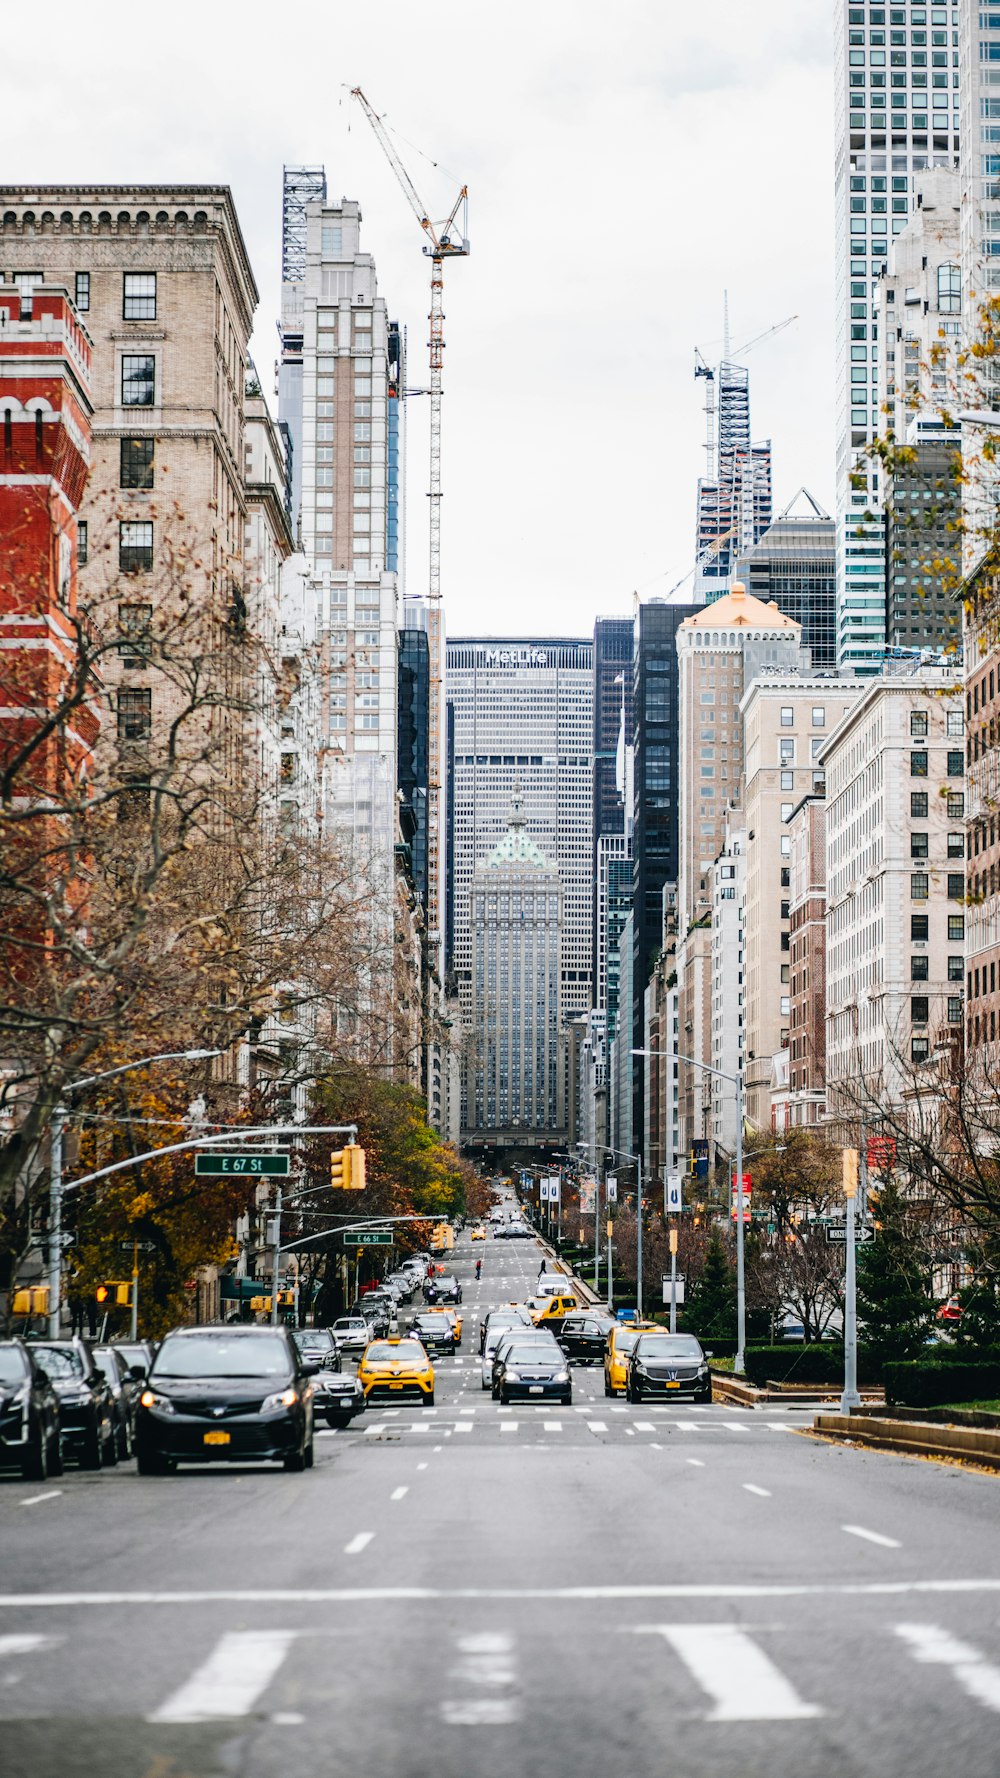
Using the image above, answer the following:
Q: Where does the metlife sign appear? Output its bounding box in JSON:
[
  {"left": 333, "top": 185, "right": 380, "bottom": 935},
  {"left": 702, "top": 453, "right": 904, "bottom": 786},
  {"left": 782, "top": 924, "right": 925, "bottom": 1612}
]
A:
[{"left": 482, "top": 646, "right": 547, "bottom": 668}]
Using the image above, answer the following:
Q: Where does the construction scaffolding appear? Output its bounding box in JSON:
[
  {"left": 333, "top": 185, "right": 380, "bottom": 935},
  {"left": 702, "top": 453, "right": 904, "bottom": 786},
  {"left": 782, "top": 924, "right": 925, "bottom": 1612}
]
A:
[{"left": 282, "top": 165, "right": 327, "bottom": 283}]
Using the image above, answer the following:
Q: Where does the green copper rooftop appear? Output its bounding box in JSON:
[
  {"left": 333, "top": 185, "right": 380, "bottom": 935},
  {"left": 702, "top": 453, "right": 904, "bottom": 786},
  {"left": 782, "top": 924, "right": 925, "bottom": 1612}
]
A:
[{"left": 485, "top": 788, "right": 553, "bottom": 871}]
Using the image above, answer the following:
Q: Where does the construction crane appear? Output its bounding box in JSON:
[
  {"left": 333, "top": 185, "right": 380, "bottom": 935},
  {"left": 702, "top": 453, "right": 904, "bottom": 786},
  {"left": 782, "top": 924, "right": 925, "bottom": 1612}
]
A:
[
  {"left": 350, "top": 87, "right": 469, "bottom": 606},
  {"left": 693, "top": 314, "right": 797, "bottom": 474}
]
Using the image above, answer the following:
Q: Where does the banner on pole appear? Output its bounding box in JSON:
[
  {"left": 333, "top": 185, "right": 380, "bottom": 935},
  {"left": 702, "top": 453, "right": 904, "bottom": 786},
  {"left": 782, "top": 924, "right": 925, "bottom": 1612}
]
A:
[
  {"left": 579, "top": 1181, "right": 596, "bottom": 1214},
  {"left": 666, "top": 1173, "right": 683, "bottom": 1213},
  {"left": 547, "top": 1174, "right": 561, "bottom": 1202},
  {"left": 606, "top": 1174, "right": 618, "bottom": 1202}
]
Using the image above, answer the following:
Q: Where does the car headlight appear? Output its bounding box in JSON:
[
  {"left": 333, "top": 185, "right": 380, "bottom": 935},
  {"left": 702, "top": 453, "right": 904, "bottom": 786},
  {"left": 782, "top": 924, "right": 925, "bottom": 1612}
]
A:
[
  {"left": 262, "top": 1387, "right": 298, "bottom": 1413},
  {"left": 697, "top": 1363, "right": 709, "bottom": 1375},
  {"left": 504, "top": 1368, "right": 521, "bottom": 1383},
  {"left": 139, "top": 1389, "right": 175, "bottom": 1415},
  {"left": 553, "top": 1370, "right": 569, "bottom": 1384},
  {"left": 6, "top": 1384, "right": 29, "bottom": 1408}
]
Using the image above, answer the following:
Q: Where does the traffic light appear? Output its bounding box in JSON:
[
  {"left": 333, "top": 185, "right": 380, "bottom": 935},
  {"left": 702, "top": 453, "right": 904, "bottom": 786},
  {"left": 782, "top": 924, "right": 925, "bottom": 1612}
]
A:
[
  {"left": 96, "top": 1281, "right": 131, "bottom": 1308},
  {"left": 330, "top": 1145, "right": 366, "bottom": 1190},
  {"left": 842, "top": 1147, "right": 859, "bottom": 1199},
  {"left": 12, "top": 1286, "right": 49, "bottom": 1315},
  {"left": 250, "top": 1294, "right": 272, "bottom": 1312}
]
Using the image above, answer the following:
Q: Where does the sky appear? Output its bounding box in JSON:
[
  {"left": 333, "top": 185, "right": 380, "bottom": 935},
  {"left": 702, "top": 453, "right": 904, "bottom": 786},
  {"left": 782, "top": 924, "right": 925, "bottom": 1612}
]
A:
[{"left": 2, "top": 0, "right": 835, "bottom": 638}]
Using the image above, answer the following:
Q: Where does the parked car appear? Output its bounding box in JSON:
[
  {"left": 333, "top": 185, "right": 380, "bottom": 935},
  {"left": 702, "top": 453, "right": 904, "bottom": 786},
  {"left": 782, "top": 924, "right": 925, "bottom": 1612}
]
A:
[
  {"left": 291, "top": 1330, "right": 365, "bottom": 1428},
  {"left": 94, "top": 1344, "right": 140, "bottom": 1460},
  {"left": 29, "top": 1338, "right": 116, "bottom": 1469},
  {"left": 331, "top": 1315, "right": 372, "bottom": 1355},
  {"left": 110, "top": 1339, "right": 157, "bottom": 1380},
  {"left": 558, "top": 1311, "right": 617, "bottom": 1365},
  {"left": 492, "top": 1336, "right": 571, "bottom": 1405},
  {"left": 0, "top": 1339, "right": 62, "bottom": 1480},
  {"left": 624, "top": 1332, "right": 711, "bottom": 1404},
  {"left": 135, "top": 1325, "right": 316, "bottom": 1474}
]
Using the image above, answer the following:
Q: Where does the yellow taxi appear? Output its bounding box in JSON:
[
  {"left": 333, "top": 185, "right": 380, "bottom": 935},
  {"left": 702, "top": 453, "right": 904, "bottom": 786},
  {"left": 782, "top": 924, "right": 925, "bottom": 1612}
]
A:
[
  {"left": 357, "top": 1337, "right": 435, "bottom": 1405},
  {"left": 471, "top": 1225, "right": 487, "bottom": 1241},
  {"left": 604, "top": 1321, "right": 658, "bottom": 1397},
  {"left": 424, "top": 1304, "right": 463, "bottom": 1346},
  {"left": 529, "top": 1293, "right": 580, "bottom": 1335}
]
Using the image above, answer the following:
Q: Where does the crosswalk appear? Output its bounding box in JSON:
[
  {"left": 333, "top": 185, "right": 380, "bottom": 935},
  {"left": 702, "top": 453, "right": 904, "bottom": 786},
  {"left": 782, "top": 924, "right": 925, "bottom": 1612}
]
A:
[
  {"left": 2, "top": 1617, "right": 998, "bottom": 1731},
  {"left": 326, "top": 1404, "right": 810, "bottom": 1439}
]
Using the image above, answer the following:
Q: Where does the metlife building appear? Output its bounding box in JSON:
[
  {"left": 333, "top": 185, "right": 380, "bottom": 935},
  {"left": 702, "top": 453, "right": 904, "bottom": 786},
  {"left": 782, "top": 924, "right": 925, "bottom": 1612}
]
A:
[{"left": 446, "top": 638, "right": 594, "bottom": 1130}]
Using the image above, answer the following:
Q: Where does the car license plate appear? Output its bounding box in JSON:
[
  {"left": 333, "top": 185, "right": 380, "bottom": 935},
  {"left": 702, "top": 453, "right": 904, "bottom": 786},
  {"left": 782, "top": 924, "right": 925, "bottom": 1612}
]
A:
[
  {"left": 665, "top": 1381, "right": 680, "bottom": 1389},
  {"left": 389, "top": 1382, "right": 404, "bottom": 1390},
  {"left": 203, "top": 1430, "right": 230, "bottom": 1445},
  {"left": 529, "top": 1385, "right": 544, "bottom": 1393}
]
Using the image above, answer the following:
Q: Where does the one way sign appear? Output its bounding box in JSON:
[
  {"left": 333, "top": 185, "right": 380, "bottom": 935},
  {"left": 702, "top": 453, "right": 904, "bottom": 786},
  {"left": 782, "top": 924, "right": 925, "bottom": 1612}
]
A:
[{"left": 826, "top": 1224, "right": 875, "bottom": 1244}]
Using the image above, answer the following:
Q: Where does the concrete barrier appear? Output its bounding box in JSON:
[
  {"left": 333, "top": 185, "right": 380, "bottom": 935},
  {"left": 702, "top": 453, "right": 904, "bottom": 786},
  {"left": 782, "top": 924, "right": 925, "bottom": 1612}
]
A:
[{"left": 813, "top": 1411, "right": 1000, "bottom": 1470}]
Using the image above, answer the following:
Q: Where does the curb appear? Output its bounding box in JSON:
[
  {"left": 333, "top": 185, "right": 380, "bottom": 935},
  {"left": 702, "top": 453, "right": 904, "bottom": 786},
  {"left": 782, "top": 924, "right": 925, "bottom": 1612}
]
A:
[{"left": 812, "top": 1411, "right": 1000, "bottom": 1471}]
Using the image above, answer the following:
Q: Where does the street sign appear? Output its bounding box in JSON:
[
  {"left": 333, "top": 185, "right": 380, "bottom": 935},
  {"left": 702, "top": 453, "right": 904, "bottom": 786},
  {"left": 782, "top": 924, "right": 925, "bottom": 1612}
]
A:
[
  {"left": 826, "top": 1224, "right": 875, "bottom": 1244},
  {"left": 195, "top": 1152, "right": 290, "bottom": 1176},
  {"left": 661, "top": 1275, "right": 686, "bottom": 1306},
  {"left": 340, "top": 1229, "right": 392, "bottom": 1246}
]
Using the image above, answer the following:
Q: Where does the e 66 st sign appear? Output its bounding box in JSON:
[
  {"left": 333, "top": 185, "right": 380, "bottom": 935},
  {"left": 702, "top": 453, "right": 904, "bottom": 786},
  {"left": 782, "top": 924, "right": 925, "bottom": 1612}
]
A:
[{"left": 341, "top": 1229, "right": 392, "bottom": 1247}]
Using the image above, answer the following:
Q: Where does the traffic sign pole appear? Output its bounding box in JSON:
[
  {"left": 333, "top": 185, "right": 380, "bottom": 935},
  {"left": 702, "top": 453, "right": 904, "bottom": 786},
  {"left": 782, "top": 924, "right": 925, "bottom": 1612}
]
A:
[{"left": 840, "top": 1147, "right": 862, "bottom": 1415}]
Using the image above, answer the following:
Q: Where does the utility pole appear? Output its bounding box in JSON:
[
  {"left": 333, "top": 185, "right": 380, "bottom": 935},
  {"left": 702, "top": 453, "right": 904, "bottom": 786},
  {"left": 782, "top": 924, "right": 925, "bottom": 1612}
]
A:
[
  {"left": 47, "top": 1105, "right": 66, "bottom": 1338},
  {"left": 270, "top": 1182, "right": 283, "bottom": 1327},
  {"left": 636, "top": 1152, "right": 643, "bottom": 1319},
  {"left": 668, "top": 1225, "right": 679, "bottom": 1333},
  {"left": 130, "top": 1238, "right": 139, "bottom": 1341},
  {"left": 840, "top": 1145, "right": 862, "bottom": 1414}
]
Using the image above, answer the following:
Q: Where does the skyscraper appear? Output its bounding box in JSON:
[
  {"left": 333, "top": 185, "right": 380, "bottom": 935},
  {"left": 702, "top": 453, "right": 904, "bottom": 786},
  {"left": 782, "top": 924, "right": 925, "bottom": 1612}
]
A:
[
  {"left": 695, "top": 362, "right": 773, "bottom": 598},
  {"left": 834, "top": 0, "right": 961, "bottom": 670},
  {"left": 592, "top": 616, "right": 633, "bottom": 988},
  {"left": 736, "top": 490, "right": 838, "bottom": 670}
]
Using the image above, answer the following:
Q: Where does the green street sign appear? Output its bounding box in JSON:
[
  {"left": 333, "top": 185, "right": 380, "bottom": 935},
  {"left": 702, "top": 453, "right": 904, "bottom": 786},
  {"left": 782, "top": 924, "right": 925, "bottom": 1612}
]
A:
[
  {"left": 195, "top": 1152, "right": 290, "bottom": 1177},
  {"left": 341, "top": 1229, "right": 392, "bottom": 1246}
]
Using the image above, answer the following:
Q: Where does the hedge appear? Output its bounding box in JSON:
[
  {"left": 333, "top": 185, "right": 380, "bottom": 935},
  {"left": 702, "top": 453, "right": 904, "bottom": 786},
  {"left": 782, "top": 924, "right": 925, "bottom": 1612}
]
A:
[
  {"left": 883, "top": 1358, "right": 1000, "bottom": 1409},
  {"left": 742, "top": 1344, "right": 880, "bottom": 1387}
]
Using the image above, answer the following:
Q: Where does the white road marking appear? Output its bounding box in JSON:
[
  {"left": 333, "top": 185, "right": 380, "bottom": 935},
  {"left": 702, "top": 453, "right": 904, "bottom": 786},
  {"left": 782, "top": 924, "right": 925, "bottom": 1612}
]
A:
[
  {"left": 724, "top": 1422, "right": 750, "bottom": 1433},
  {"left": 742, "top": 1484, "right": 772, "bottom": 1498},
  {"left": 625, "top": 1428, "right": 636, "bottom": 1437},
  {"left": 344, "top": 1533, "right": 374, "bottom": 1555},
  {"left": 587, "top": 1421, "right": 607, "bottom": 1433},
  {"left": 19, "top": 1491, "right": 62, "bottom": 1508},
  {"left": 675, "top": 1421, "right": 700, "bottom": 1432},
  {"left": 574, "top": 1405, "right": 592, "bottom": 1414},
  {"left": 271, "top": 1711, "right": 305, "bottom": 1725},
  {"left": 500, "top": 1421, "right": 519, "bottom": 1433},
  {"left": 0, "top": 1633, "right": 57, "bottom": 1655},
  {"left": 650, "top": 1442, "right": 663, "bottom": 1451},
  {"left": 459, "top": 1407, "right": 475, "bottom": 1415},
  {"left": 544, "top": 1419, "right": 563, "bottom": 1431},
  {"left": 150, "top": 1630, "right": 298, "bottom": 1724},
  {"left": 634, "top": 1422, "right": 656, "bottom": 1432},
  {"left": 455, "top": 1422, "right": 473, "bottom": 1434},
  {"left": 632, "top": 1624, "right": 823, "bottom": 1722},
  {"left": 416, "top": 1462, "right": 428, "bottom": 1471},
  {"left": 15, "top": 1579, "right": 1000, "bottom": 1607},
  {"left": 895, "top": 1623, "right": 1000, "bottom": 1713},
  {"left": 363, "top": 1425, "right": 382, "bottom": 1436},
  {"left": 390, "top": 1487, "right": 408, "bottom": 1501},
  {"left": 686, "top": 1458, "right": 705, "bottom": 1467},
  {"left": 843, "top": 1524, "right": 901, "bottom": 1549},
  {"left": 610, "top": 1404, "right": 626, "bottom": 1414}
]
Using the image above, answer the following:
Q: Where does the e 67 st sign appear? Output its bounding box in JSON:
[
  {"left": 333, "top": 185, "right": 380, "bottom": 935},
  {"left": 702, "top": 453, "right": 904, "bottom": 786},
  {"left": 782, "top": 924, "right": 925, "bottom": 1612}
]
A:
[{"left": 195, "top": 1152, "right": 290, "bottom": 1177}]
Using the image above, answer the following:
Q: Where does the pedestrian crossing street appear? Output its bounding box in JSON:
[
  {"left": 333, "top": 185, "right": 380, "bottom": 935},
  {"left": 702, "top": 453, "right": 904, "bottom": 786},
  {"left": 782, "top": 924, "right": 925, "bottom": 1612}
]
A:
[
  {"left": 327, "top": 1403, "right": 814, "bottom": 1441},
  {"left": 2, "top": 1614, "right": 998, "bottom": 1729}
]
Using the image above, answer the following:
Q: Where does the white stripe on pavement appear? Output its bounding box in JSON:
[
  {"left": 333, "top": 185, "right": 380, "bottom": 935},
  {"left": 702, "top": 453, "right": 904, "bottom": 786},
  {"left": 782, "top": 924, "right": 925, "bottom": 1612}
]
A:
[
  {"left": 149, "top": 1630, "right": 298, "bottom": 1724},
  {"left": 500, "top": 1421, "right": 518, "bottom": 1433},
  {"left": 344, "top": 1533, "right": 374, "bottom": 1555},
  {"left": 587, "top": 1421, "right": 607, "bottom": 1433},
  {"left": 10, "top": 1579, "right": 1000, "bottom": 1606},
  {"left": 895, "top": 1623, "right": 1000, "bottom": 1713},
  {"left": 544, "top": 1420, "right": 562, "bottom": 1432},
  {"left": 742, "top": 1484, "right": 772, "bottom": 1498},
  {"left": 390, "top": 1487, "right": 408, "bottom": 1501},
  {"left": 0, "top": 1633, "right": 57, "bottom": 1656},
  {"left": 843, "top": 1524, "right": 901, "bottom": 1550},
  {"left": 632, "top": 1625, "right": 822, "bottom": 1722},
  {"left": 634, "top": 1422, "right": 656, "bottom": 1432}
]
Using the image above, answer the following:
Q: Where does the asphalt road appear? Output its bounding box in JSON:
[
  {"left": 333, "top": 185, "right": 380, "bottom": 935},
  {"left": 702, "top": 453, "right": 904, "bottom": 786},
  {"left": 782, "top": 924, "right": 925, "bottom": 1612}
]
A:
[{"left": 2, "top": 1221, "right": 999, "bottom": 1778}]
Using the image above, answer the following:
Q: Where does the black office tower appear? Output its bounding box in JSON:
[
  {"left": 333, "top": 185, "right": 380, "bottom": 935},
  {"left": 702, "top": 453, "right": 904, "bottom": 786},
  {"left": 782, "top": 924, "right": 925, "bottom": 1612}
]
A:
[
  {"left": 397, "top": 626, "right": 431, "bottom": 914},
  {"left": 592, "top": 615, "right": 634, "bottom": 940},
  {"left": 736, "top": 490, "right": 837, "bottom": 670}
]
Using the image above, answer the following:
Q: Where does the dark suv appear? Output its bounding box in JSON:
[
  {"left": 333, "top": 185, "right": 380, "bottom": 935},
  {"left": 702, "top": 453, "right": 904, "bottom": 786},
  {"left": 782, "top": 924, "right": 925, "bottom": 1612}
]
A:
[
  {"left": 0, "top": 1340, "right": 62, "bottom": 1480},
  {"left": 135, "top": 1325, "right": 316, "bottom": 1474},
  {"left": 625, "top": 1332, "right": 711, "bottom": 1404},
  {"left": 558, "top": 1311, "right": 617, "bottom": 1365},
  {"left": 29, "top": 1338, "right": 116, "bottom": 1469},
  {"left": 425, "top": 1274, "right": 462, "bottom": 1305}
]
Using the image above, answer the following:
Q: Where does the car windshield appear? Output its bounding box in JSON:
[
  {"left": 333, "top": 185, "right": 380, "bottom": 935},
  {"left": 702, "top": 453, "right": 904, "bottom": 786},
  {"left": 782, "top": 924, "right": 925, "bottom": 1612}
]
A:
[
  {"left": 153, "top": 1335, "right": 290, "bottom": 1379},
  {"left": 335, "top": 1319, "right": 365, "bottom": 1331},
  {"left": 614, "top": 1329, "right": 642, "bottom": 1355},
  {"left": 0, "top": 1348, "right": 28, "bottom": 1387},
  {"left": 635, "top": 1336, "right": 704, "bottom": 1360},
  {"left": 293, "top": 1330, "right": 334, "bottom": 1353},
  {"left": 366, "top": 1342, "right": 423, "bottom": 1363},
  {"left": 31, "top": 1345, "right": 84, "bottom": 1378},
  {"left": 113, "top": 1344, "right": 145, "bottom": 1367},
  {"left": 93, "top": 1352, "right": 118, "bottom": 1381},
  {"left": 504, "top": 1345, "right": 556, "bottom": 1366},
  {"left": 412, "top": 1319, "right": 440, "bottom": 1332}
]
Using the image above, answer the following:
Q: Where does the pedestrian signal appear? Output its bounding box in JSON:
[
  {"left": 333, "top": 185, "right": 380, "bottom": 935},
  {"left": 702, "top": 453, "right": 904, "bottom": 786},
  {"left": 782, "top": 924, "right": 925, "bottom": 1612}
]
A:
[{"left": 96, "top": 1281, "right": 131, "bottom": 1307}]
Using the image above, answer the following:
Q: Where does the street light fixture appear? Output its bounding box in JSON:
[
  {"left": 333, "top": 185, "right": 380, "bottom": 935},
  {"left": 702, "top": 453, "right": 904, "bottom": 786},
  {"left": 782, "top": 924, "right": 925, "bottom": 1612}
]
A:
[
  {"left": 593, "top": 1142, "right": 643, "bottom": 1317},
  {"left": 47, "top": 1047, "right": 223, "bottom": 1337},
  {"left": 633, "top": 1045, "right": 747, "bottom": 1376}
]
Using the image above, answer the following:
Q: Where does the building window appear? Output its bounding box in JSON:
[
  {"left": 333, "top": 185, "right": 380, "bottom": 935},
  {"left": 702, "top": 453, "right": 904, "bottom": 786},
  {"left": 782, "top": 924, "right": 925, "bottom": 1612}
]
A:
[
  {"left": 911, "top": 914, "right": 929, "bottom": 941},
  {"left": 947, "top": 995, "right": 963, "bottom": 1025},
  {"left": 911, "top": 831, "right": 929, "bottom": 858},
  {"left": 911, "top": 995, "right": 929, "bottom": 1024},
  {"left": 911, "top": 872, "right": 929, "bottom": 900},
  {"left": 119, "top": 520, "right": 153, "bottom": 575},
  {"left": 937, "top": 262, "right": 961, "bottom": 313},
  {"left": 123, "top": 273, "right": 156, "bottom": 320},
  {"left": 74, "top": 272, "right": 90, "bottom": 313},
  {"left": 946, "top": 710, "right": 964, "bottom": 738},
  {"left": 118, "top": 602, "right": 152, "bottom": 665},
  {"left": 780, "top": 707, "right": 794, "bottom": 727},
  {"left": 947, "top": 831, "right": 965, "bottom": 859},
  {"left": 948, "top": 914, "right": 965, "bottom": 941},
  {"left": 911, "top": 954, "right": 929, "bottom": 981},
  {"left": 117, "top": 686, "right": 151, "bottom": 741},
  {"left": 120, "top": 436, "right": 154, "bottom": 489},
  {"left": 947, "top": 749, "right": 963, "bottom": 776},
  {"left": 121, "top": 354, "right": 155, "bottom": 407},
  {"left": 910, "top": 710, "right": 928, "bottom": 737},
  {"left": 779, "top": 739, "right": 795, "bottom": 764},
  {"left": 910, "top": 750, "right": 928, "bottom": 776},
  {"left": 947, "top": 956, "right": 963, "bottom": 982},
  {"left": 947, "top": 792, "right": 965, "bottom": 819},
  {"left": 911, "top": 1036, "right": 930, "bottom": 1063},
  {"left": 947, "top": 873, "right": 964, "bottom": 899},
  {"left": 781, "top": 770, "right": 794, "bottom": 790},
  {"left": 812, "top": 707, "right": 826, "bottom": 727},
  {"left": 911, "top": 791, "right": 928, "bottom": 818},
  {"left": 77, "top": 520, "right": 88, "bottom": 567}
]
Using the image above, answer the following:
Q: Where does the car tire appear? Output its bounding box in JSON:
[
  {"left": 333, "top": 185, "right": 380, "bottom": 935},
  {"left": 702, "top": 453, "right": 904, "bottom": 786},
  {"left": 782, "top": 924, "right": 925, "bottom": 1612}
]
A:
[
  {"left": 116, "top": 1417, "right": 131, "bottom": 1462},
  {"left": 80, "top": 1419, "right": 102, "bottom": 1470},
  {"left": 103, "top": 1423, "right": 118, "bottom": 1467},
  {"left": 604, "top": 1378, "right": 612, "bottom": 1397},
  {"left": 21, "top": 1421, "right": 48, "bottom": 1482},
  {"left": 426, "top": 1391, "right": 435, "bottom": 1406},
  {"left": 283, "top": 1445, "right": 307, "bottom": 1472},
  {"left": 136, "top": 1448, "right": 169, "bottom": 1476},
  {"left": 48, "top": 1427, "right": 63, "bottom": 1477},
  {"left": 304, "top": 1438, "right": 315, "bottom": 1470}
]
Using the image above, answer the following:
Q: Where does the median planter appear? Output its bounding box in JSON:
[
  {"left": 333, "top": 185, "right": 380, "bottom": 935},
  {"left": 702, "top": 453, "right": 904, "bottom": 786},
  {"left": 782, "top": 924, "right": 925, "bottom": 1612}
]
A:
[
  {"left": 743, "top": 1344, "right": 881, "bottom": 1387},
  {"left": 883, "top": 1358, "right": 1000, "bottom": 1410}
]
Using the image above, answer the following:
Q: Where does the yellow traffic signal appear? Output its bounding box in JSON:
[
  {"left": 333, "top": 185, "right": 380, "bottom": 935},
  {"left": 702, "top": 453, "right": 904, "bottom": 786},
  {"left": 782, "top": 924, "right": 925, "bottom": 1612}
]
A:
[
  {"left": 842, "top": 1148, "right": 859, "bottom": 1199},
  {"left": 330, "top": 1145, "right": 366, "bottom": 1190},
  {"left": 12, "top": 1286, "right": 49, "bottom": 1315},
  {"left": 96, "top": 1280, "right": 132, "bottom": 1307},
  {"left": 250, "top": 1294, "right": 272, "bottom": 1312},
  {"left": 95, "top": 1284, "right": 109, "bottom": 1304}
]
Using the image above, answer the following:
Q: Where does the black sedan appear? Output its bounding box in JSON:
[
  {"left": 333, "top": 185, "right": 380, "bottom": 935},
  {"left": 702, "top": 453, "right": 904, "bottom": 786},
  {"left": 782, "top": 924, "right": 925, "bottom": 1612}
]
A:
[
  {"left": 425, "top": 1274, "right": 462, "bottom": 1305},
  {"left": 292, "top": 1328, "right": 365, "bottom": 1428},
  {"left": 134, "top": 1326, "right": 316, "bottom": 1474},
  {"left": 94, "top": 1344, "right": 140, "bottom": 1461},
  {"left": 110, "top": 1338, "right": 157, "bottom": 1380},
  {"left": 29, "top": 1339, "right": 117, "bottom": 1469},
  {"left": 492, "top": 1337, "right": 572, "bottom": 1405},
  {"left": 625, "top": 1332, "right": 712, "bottom": 1404},
  {"left": 0, "top": 1340, "right": 62, "bottom": 1480},
  {"left": 409, "top": 1313, "right": 456, "bottom": 1359},
  {"left": 558, "top": 1311, "right": 617, "bottom": 1365}
]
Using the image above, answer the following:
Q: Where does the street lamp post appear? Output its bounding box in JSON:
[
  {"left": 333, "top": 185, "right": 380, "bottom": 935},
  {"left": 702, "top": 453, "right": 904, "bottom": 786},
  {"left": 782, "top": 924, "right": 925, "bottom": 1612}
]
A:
[
  {"left": 840, "top": 1145, "right": 863, "bottom": 1414},
  {"left": 594, "top": 1143, "right": 643, "bottom": 1317},
  {"left": 46, "top": 1048, "right": 222, "bottom": 1337},
  {"left": 634, "top": 1046, "right": 746, "bottom": 1376}
]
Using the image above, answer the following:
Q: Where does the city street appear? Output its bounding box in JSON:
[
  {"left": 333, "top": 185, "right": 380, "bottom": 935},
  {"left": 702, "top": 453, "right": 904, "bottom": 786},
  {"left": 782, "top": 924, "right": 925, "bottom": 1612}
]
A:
[{"left": 1, "top": 1230, "right": 998, "bottom": 1777}]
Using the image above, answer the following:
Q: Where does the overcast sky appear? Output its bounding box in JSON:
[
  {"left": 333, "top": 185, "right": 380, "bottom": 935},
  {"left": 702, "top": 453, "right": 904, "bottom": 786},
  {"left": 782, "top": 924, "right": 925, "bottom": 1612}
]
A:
[{"left": 4, "top": 1, "right": 835, "bottom": 638}]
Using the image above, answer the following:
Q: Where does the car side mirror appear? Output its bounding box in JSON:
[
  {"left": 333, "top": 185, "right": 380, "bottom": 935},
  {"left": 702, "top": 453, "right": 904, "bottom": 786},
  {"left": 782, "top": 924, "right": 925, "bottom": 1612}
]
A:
[
  {"left": 129, "top": 1364, "right": 147, "bottom": 1382},
  {"left": 704, "top": 1350, "right": 714, "bottom": 1360},
  {"left": 300, "top": 1360, "right": 321, "bottom": 1377},
  {"left": 35, "top": 1367, "right": 49, "bottom": 1387}
]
